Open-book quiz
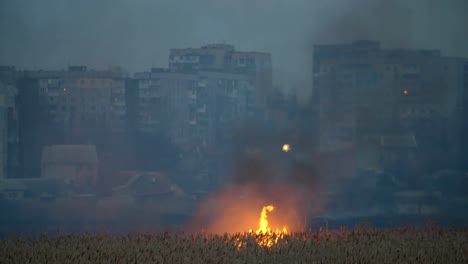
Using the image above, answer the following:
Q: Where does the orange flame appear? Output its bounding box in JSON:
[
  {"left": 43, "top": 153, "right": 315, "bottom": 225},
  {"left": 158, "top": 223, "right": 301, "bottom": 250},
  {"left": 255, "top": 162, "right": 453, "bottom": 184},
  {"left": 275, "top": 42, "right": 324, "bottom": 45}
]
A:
[
  {"left": 254, "top": 205, "right": 288, "bottom": 247},
  {"left": 233, "top": 205, "right": 289, "bottom": 248},
  {"left": 257, "top": 205, "right": 275, "bottom": 234}
]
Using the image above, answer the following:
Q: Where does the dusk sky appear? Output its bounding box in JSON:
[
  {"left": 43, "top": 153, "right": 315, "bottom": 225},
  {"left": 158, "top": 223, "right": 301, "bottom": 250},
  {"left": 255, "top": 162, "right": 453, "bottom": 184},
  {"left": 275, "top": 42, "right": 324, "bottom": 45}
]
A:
[{"left": 1, "top": 0, "right": 467, "bottom": 88}]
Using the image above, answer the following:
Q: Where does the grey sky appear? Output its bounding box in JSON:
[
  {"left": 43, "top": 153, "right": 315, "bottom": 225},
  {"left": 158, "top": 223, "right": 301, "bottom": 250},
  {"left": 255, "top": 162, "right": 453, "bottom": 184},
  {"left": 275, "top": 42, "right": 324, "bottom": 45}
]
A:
[{"left": 1, "top": 0, "right": 467, "bottom": 88}]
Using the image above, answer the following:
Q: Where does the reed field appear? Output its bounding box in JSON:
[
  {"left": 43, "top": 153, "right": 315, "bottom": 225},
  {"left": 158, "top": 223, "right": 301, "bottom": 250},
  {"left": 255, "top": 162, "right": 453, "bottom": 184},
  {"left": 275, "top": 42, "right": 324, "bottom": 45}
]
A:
[{"left": 1, "top": 227, "right": 467, "bottom": 264}]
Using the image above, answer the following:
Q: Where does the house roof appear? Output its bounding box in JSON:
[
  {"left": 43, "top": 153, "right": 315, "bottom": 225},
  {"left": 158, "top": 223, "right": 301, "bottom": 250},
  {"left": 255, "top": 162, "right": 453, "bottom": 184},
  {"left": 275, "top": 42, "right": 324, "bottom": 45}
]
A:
[
  {"left": 380, "top": 134, "right": 418, "bottom": 148},
  {"left": 41, "top": 144, "right": 98, "bottom": 164},
  {"left": 112, "top": 172, "right": 183, "bottom": 196}
]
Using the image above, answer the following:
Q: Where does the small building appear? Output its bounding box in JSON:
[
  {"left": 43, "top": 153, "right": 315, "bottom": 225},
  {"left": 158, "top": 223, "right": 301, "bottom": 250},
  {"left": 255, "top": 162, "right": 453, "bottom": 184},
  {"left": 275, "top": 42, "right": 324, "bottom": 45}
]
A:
[
  {"left": 0, "top": 177, "right": 66, "bottom": 201},
  {"left": 113, "top": 172, "right": 185, "bottom": 203},
  {"left": 0, "top": 179, "right": 26, "bottom": 200},
  {"left": 41, "top": 144, "right": 98, "bottom": 190}
]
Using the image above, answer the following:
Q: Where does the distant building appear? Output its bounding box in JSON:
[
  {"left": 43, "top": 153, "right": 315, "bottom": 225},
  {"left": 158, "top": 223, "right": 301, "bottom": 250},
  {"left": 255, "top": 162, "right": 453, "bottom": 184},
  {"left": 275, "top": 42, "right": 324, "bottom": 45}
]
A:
[
  {"left": 0, "top": 66, "right": 19, "bottom": 178},
  {"left": 112, "top": 171, "right": 184, "bottom": 202},
  {"left": 0, "top": 179, "right": 25, "bottom": 200},
  {"left": 19, "top": 66, "right": 127, "bottom": 143},
  {"left": 16, "top": 66, "right": 126, "bottom": 178},
  {"left": 380, "top": 133, "right": 418, "bottom": 186},
  {"left": 169, "top": 44, "right": 236, "bottom": 72},
  {"left": 169, "top": 44, "right": 272, "bottom": 110},
  {"left": 461, "top": 61, "right": 468, "bottom": 171},
  {"left": 41, "top": 144, "right": 98, "bottom": 191},
  {"left": 133, "top": 69, "right": 255, "bottom": 147},
  {"left": 0, "top": 177, "right": 66, "bottom": 201},
  {"left": 132, "top": 68, "right": 256, "bottom": 185},
  {"left": 313, "top": 40, "right": 467, "bottom": 171}
]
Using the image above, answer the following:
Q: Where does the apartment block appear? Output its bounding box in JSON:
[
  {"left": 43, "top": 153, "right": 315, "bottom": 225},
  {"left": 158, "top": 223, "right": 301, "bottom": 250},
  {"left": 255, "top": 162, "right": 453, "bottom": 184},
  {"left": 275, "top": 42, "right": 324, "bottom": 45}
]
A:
[
  {"left": 21, "top": 66, "right": 127, "bottom": 142},
  {"left": 169, "top": 44, "right": 272, "bottom": 109},
  {"left": 313, "top": 40, "right": 467, "bottom": 170},
  {"left": 133, "top": 68, "right": 255, "bottom": 148},
  {"left": 0, "top": 66, "right": 19, "bottom": 178}
]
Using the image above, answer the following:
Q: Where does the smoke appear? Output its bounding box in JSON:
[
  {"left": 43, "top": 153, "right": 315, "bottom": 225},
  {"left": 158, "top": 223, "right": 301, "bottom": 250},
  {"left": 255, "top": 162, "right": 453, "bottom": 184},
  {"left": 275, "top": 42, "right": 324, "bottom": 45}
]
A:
[
  {"left": 188, "top": 121, "right": 324, "bottom": 234},
  {"left": 1, "top": 0, "right": 467, "bottom": 234},
  {"left": 1, "top": 0, "right": 467, "bottom": 90}
]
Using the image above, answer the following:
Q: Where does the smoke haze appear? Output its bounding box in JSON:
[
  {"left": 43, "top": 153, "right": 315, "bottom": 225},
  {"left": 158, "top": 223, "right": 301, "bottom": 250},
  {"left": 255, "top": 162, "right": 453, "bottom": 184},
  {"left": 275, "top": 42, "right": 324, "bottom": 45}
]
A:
[{"left": 1, "top": 0, "right": 467, "bottom": 90}]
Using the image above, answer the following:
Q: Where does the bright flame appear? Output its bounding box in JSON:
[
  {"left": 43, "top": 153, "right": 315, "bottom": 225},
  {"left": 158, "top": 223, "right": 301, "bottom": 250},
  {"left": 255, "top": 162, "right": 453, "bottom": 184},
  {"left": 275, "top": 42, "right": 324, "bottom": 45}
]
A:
[
  {"left": 232, "top": 205, "right": 289, "bottom": 249},
  {"left": 255, "top": 205, "right": 288, "bottom": 247},
  {"left": 282, "top": 144, "right": 290, "bottom": 152},
  {"left": 257, "top": 205, "right": 274, "bottom": 234}
]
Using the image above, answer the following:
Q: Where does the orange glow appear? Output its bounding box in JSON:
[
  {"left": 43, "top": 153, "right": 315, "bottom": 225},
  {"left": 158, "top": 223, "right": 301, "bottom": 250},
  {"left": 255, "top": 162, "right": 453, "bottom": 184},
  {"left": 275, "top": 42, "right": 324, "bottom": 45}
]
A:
[
  {"left": 254, "top": 205, "right": 288, "bottom": 247},
  {"left": 232, "top": 205, "right": 289, "bottom": 249},
  {"left": 189, "top": 184, "right": 310, "bottom": 248}
]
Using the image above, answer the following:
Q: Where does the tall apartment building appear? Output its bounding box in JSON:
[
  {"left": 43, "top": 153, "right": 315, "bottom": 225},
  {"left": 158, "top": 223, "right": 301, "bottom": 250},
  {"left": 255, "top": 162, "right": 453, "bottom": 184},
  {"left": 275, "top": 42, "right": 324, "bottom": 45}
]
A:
[
  {"left": 132, "top": 68, "right": 256, "bottom": 185},
  {"left": 169, "top": 44, "right": 272, "bottom": 111},
  {"left": 313, "top": 40, "right": 467, "bottom": 170},
  {"left": 17, "top": 66, "right": 127, "bottom": 178},
  {"left": 0, "top": 66, "right": 19, "bottom": 178},
  {"left": 462, "top": 61, "right": 468, "bottom": 171},
  {"left": 22, "top": 66, "right": 127, "bottom": 142},
  {"left": 133, "top": 68, "right": 255, "bottom": 147}
]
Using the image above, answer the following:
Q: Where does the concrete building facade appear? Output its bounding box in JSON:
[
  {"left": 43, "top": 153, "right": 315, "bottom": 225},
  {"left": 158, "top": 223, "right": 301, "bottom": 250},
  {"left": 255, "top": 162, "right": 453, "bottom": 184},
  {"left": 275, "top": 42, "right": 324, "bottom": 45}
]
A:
[
  {"left": 462, "top": 61, "right": 468, "bottom": 171},
  {"left": 41, "top": 144, "right": 98, "bottom": 192},
  {"left": 24, "top": 66, "right": 127, "bottom": 143},
  {"left": 16, "top": 66, "right": 127, "bottom": 178},
  {"left": 133, "top": 68, "right": 255, "bottom": 147},
  {"left": 0, "top": 66, "right": 19, "bottom": 178},
  {"left": 169, "top": 44, "right": 272, "bottom": 111},
  {"left": 313, "top": 40, "right": 467, "bottom": 172}
]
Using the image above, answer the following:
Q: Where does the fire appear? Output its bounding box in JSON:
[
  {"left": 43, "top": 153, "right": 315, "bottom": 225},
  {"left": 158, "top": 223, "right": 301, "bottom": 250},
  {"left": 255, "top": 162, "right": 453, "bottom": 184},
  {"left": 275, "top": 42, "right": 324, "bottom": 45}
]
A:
[
  {"left": 257, "top": 205, "right": 274, "bottom": 234},
  {"left": 234, "top": 205, "right": 289, "bottom": 248},
  {"left": 282, "top": 144, "right": 291, "bottom": 152},
  {"left": 254, "top": 205, "right": 288, "bottom": 247},
  {"left": 190, "top": 184, "right": 308, "bottom": 249}
]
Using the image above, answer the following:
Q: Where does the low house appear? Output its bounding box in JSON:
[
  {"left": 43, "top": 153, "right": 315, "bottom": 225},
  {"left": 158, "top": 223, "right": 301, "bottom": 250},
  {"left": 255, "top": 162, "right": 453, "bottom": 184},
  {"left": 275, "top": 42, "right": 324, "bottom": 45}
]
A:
[
  {"left": 113, "top": 172, "right": 185, "bottom": 203},
  {"left": 0, "top": 179, "right": 26, "bottom": 200},
  {"left": 41, "top": 145, "right": 98, "bottom": 191},
  {"left": 0, "top": 177, "right": 66, "bottom": 202}
]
